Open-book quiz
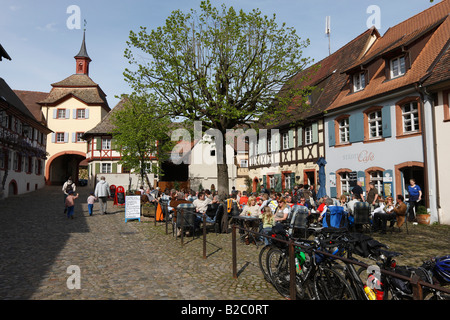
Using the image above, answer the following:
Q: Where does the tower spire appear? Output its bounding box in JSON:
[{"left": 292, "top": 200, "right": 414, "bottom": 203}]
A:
[{"left": 74, "top": 21, "right": 91, "bottom": 75}]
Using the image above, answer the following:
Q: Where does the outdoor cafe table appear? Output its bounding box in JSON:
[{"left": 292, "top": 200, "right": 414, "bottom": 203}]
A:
[{"left": 232, "top": 215, "right": 261, "bottom": 245}]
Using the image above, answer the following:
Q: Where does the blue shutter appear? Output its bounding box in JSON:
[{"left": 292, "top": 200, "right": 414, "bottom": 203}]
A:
[
  {"left": 328, "top": 120, "right": 335, "bottom": 147},
  {"left": 53, "top": 109, "right": 57, "bottom": 119},
  {"left": 381, "top": 106, "right": 392, "bottom": 138},
  {"left": 349, "top": 113, "right": 364, "bottom": 143},
  {"left": 85, "top": 109, "right": 89, "bottom": 119}
]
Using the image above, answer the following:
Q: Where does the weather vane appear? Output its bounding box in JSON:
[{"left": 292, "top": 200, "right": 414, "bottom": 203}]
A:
[{"left": 83, "top": 19, "right": 87, "bottom": 32}]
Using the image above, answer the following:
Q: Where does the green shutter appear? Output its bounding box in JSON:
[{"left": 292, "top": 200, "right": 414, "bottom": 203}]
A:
[
  {"left": 95, "top": 163, "right": 100, "bottom": 174},
  {"left": 290, "top": 172, "right": 296, "bottom": 189},
  {"left": 297, "top": 127, "right": 303, "bottom": 147},
  {"left": 112, "top": 162, "right": 117, "bottom": 174},
  {"left": 289, "top": 129, "right": 294, "bottom": 149},
  {"left": 275, "top": 173, "right": 282, "bottom": 192},
  {"left": 262, "top": 175, "right": 267, "bottom": 189},
  {"left": 312, "top": 122, "right": 319, "bottom": 144},
  {"left": 96, "top": 137, "right": 101, "bottom": 150}
]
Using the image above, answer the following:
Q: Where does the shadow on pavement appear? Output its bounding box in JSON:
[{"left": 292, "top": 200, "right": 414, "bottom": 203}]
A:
[{"left": 0, "top": 185, "right": 91, "bottom": 299}]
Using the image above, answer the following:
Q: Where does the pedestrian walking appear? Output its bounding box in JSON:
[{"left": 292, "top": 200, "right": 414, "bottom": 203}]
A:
[
  {"left": 87, "top": 192, "right": 97, "bottom": 216},
  {"left": 94, "top": 176, "right": 111, "bottom": 215},
  {"left": 65, "top": 191, "right": 79, "bottom": 219}
]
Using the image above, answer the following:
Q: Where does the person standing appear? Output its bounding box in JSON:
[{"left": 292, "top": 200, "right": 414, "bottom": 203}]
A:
[
  {"left": 351, "top": 181, "right": 365, "bottom": 202},
  {"left": 407, "top": 179, "right": 422, "bottom": 222},
  {"left": 94, "top": 176, "right": 111, "bottom": 215},
  {"left": 366, "top": 182, "right": 379, "bottom": 212},
  {"left": 65, "top": 191, "right": 79, "bottom": 219}
]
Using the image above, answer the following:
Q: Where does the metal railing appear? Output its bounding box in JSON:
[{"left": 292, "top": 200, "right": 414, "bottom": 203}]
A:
[{"left": 230, "top": 223, "right": 450, "bottom": 301}]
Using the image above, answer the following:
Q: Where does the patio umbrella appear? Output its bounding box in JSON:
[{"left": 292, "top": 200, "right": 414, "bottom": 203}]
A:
[{"left": 316, "top": 157, "right": 327, "bottom": 199}]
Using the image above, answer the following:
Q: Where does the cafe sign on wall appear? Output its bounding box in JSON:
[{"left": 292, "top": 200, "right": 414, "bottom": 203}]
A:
[{"left": 342, "top": 150, "right": 375, "bottom": 163}]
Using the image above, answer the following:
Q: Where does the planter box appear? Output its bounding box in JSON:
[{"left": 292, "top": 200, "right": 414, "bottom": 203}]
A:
[{"left": 416, "top": 214, "right": 430, "bottom": 225}]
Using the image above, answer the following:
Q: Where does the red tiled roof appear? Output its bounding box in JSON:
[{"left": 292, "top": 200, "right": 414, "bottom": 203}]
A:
[
  {"left": 263, "top": 27, "right": 378, "bottom": 128},
  {"left": 14, "top": 90, "right": 49, "bottom": 123},
  {"left": 327, "top": 0, "right": 450, "bottom": 111}
]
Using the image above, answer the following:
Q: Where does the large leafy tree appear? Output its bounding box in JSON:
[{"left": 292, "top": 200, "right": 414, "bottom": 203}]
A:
[
  {"left": 110, "top": 94, "right": 174, "bottom": 189},
  {"left": 124, "top": 0, "right": 314, "bottom": 197}
]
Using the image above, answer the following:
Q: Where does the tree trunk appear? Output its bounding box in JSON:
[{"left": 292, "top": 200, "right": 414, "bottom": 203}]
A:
[{"left": 216, "top": 131, "right": 229, "bottom": 201}]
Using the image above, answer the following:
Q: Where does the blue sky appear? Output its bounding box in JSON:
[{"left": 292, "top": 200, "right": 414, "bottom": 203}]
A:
[{"left": 0, "top": 0, "right": 437, "bottom": 108}]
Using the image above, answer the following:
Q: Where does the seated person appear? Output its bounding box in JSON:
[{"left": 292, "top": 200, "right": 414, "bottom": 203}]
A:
[
  {"left": 240, "top": 196, "right": 260, "bottom": 217},
  {"left": 393, "top": 194, "right": 407, "bottom": 228},
  {"left": 192, "top": 191, "right": 212, "bottom": 214},
  {"left": 274, "top": 198, "right": 290, "bottom": 224},
  {"left": 372, "top": 196, "right": 396, "bottom": 234},
  {"left": 346, "top": 194, "right": 360, "bottom": 216},
  {"left": 205, "top": 195, "right": 220, "bottom": 219}
]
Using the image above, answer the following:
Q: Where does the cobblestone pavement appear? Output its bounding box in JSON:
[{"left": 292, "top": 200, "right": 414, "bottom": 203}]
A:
[
  {"left": 0, "top": 186, "right": 281, "bottom": 300},
  {"left": 1, "top": 186, "right": 449, "bottom": 301}
]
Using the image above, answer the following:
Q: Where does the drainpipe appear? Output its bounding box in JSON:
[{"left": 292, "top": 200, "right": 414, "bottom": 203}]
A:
[{"left": 415, "top": 83, "right": 439, "bottom": 224}]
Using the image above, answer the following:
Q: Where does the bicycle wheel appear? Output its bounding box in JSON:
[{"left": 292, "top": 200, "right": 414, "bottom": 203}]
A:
[
  {"left": 266, "top": 247, "right": 315, "bottom": 300},
  {"left": 258, "top": 244, "right": 273, "bottom": 282},
  {"left": 314, "top": 266, "right": 357, "bottom": 300}
]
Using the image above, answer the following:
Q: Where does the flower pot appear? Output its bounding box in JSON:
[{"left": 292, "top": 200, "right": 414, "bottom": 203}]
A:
[{"left": 416, "top": 214, "right": 430, "bottom": 225}]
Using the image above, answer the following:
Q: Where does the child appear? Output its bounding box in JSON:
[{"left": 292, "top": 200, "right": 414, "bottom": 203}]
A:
[
  {"left": 87, "top": 192, "right": 97, "bottom": 216},
  {"left": 260, "top": 206, "right": 275, "bottom": 245},
  {"left": 65, "top": 191, "right": 79, "bottom": 219}
]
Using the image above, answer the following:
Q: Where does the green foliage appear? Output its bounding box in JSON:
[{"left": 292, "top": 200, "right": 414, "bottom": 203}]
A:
[
  {"left": 110, "top": 93, "right": 175, "bottom": 185},
  {"left": 123, "top": 0, "right": 315, "bottom": 193}
]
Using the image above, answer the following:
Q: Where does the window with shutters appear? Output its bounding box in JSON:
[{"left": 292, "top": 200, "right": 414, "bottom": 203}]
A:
[
  {"left": 402, "top": 102, "right": 419, "bottom": 133},
  {"left": 76, "top": 132, "right": 84, "bottom": 143},
  {"left": 282, "top": 132, "right": 289, "bottom": 150},
  {"left": 57, "top": 109, "right": 66, "bottom": 119},
  {"left": 363, "top": 106, "right": 384, "bottom": 142},
  {"left": 340, "top": 172, "right": 351, "bottom": 195},
  {"left": 305, "top": 126, "right": 313, "bottom": 145},
  {"left": 76, "top": 109, "right": 86, "bottom": 119},
  {"left": 395, "top": 97, "right": 422, "bottom": 138},
  {"left": 102, "top": 138, "right": 111, "bottom": 150},
  {"left": 101, "top": 163, "right": 112, "bottom": 173},
  {"left": 340, "top": 119, "right": 349, "bottom": 143},
  {"left": 56, "top": 132, "right": 65, "bottom": 143}
]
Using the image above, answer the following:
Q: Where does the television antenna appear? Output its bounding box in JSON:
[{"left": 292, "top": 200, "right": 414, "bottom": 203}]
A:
[{"left": 325, "top": 16, "right": 331, "bottom": 56}]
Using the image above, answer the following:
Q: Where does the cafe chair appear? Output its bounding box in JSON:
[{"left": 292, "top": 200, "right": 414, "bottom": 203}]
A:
[
  {"left": 353, "top": 201, "right": 372, "bottom": 234},
  {"left": 177, "top": 207, "right": 198, "bottom": 241},
  {"left": 288, "top": 205, "right": 309, "bottom": 239}
]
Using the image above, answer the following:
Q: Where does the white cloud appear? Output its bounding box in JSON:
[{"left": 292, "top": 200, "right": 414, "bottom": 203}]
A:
[{"left": 37, "top": 22, "right": 57, "bottom": 32}]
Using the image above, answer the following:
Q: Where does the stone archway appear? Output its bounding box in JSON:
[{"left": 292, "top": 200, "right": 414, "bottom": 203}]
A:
[{"left": 45, "top": 151, "right": 86, "bottom": 185}]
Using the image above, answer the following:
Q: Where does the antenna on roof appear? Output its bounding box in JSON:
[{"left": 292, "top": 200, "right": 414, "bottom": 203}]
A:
[{"left": 325, "top": 16, "right": 331, "bottom": 56}]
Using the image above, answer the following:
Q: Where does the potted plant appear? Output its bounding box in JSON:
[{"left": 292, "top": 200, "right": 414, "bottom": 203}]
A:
[{"left": 416, "top": 205, "right": 430, "bottom": 225}]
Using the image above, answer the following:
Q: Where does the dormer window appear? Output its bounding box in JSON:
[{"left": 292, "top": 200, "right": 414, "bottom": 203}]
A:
[
  {"left": 390, "top": 56, "right": 406, "bottom": 79},
  {"left": 353, "top": 72, "right": 366, "bottom": 92}
]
